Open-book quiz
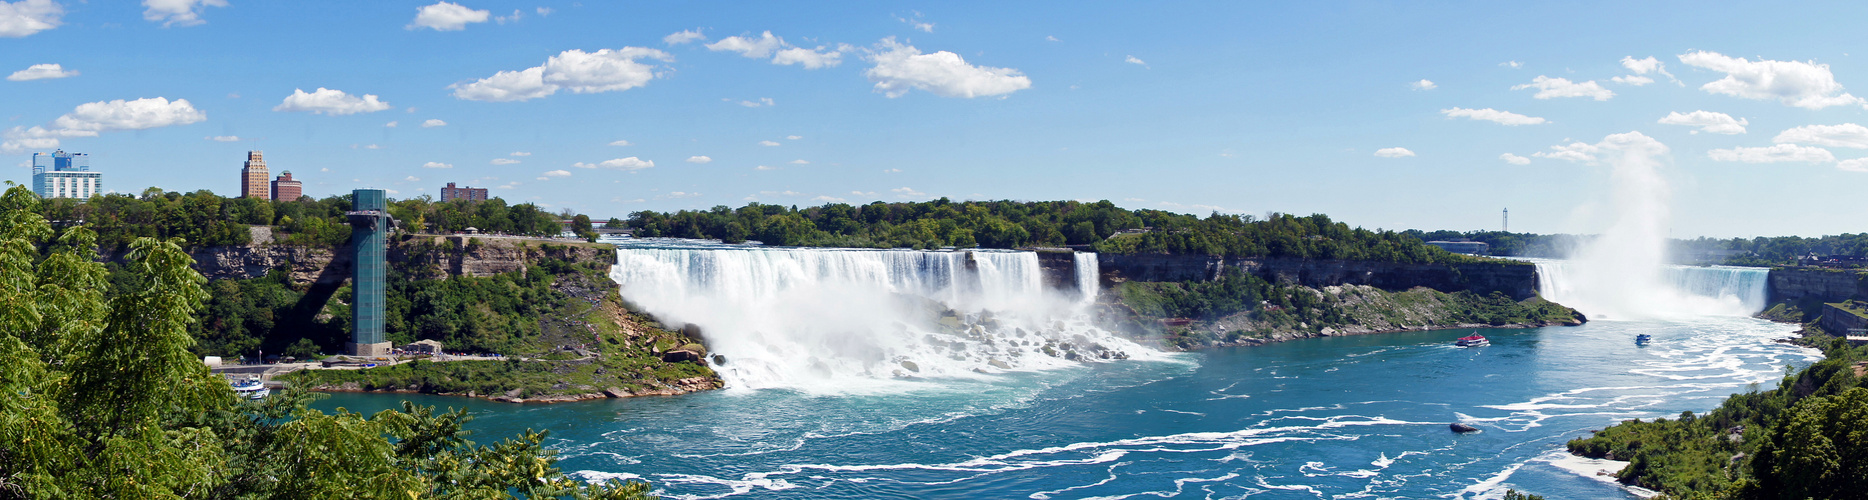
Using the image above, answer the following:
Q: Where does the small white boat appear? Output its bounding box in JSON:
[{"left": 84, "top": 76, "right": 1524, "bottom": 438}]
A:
[
  {"left": 232, "top": 376, "right": 270, "bottom": 400},
  {"left": 1455, "top": 333, "right": 1489, "bottom": 347}
]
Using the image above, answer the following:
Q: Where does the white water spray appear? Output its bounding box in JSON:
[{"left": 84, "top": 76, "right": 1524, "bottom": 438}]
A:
[
  {"left": 609, "top": 240, "right": 1148, "bottom": 392},
  {"left": 1537, "top": 132, "right": 1767, "bottom": 319}
]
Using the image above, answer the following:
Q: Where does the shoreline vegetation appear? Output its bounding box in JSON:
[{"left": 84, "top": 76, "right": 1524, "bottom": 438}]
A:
[{"left": 0, "top": 185, "right": 657, "bottom": 498}]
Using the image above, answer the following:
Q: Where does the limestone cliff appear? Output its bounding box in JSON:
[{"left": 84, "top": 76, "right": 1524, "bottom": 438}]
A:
[
  {"left": 1090, "top": 253, "right": 1541, "bottom": 300},
  {"left": 171, "top": 233, "right": 617, "bottom": 285}
]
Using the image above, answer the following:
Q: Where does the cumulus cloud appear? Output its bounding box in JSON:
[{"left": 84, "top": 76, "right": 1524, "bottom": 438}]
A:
[
  {"left": 450, "top": 47, "right": 672, "bottom": 102},
  {"left": 1708, "top": 144, "right": 1835, "bottom": 163},
  {"left": 891, "top": 186, "right": 927, "bottom": 197},
  {"left": 1839, "top": 158, "right": 1868, "bottom": 172},
  {"left": 407, "top": 1, "right": 488, "bottom": 31},
  {"left": 571, "top": 162, "right": 597, "bottom": 169},
  {"left": 491, "top": 158, "right": 520, "bottom": 165},
  {"left": 599, "top": 157, "right": 654, "bottom": 170},
  {"left": 1772, "top": 123, "right": 1868, "bottom": 148},
  {"left": 0, "top": 0, "right": 62, "bottom": 37},
  {"left": 1373, "top": 147, "right": 1415, "bottom": 158},
  {"left": 664, "top": 29, "right": 705, "bottom": 45},
  {"left": 1411, "top": 79, "right": 1436, "bottom": 90},
  {"left": 206, "top": 135, "right": 239, "bottom": 142},
  {"left": 1512, "top": 75, "right": 1614, "bottom": 100},
  {"left": 24, "top": 97, "right": 206, "bottom": 150},
  {"left": 1678, "top": 51, "right": 1864, "bottom": 109},
  {"left": 1441, "top": 107, "right": 1546, "bottom": 126},
  {"left": 423, "top": 161, "right": 453, "bottom": 169},
  {"left": 1500, "top": 153, "right": 1531, "bottom": 165},
  {"left": 1611, "top": 75, "right": 1653, "bottom": 86},
  {"left": 758, "top": 140, "right": 780, "bottom": 146},
  {"left": 865, "top": 37, "right": 1031, "bottom": 98},
  {"left": 272, "top": 87, "right": 392, "bottom": 115},
  {"left": 142, "top": 0, "right": 225, "bottom": 27},
  {"left": 542, "top": 169, "right": 571, "bottom": 177},
  {"left": 404, "top": 176, "right": 420, "bottom": 182},
  {"left": 421, "top": 119, "right": 447, "bottom": 127},
  {"left": 1616, "top": 55, "right": 1680, "bottom": 86},
  {"left": 1533, "top": 131, "right": 1667, "bottom": 165},
  {"left": 685, "top": 155, "right": 712, "bottom": 164},
  {"left": 7, "top": 63, "right": 75, "bottom": 81},
  {"left": 1125, "top": 55, "right": 1147, "bottom": 67},
  {"left": 1532, "top": 142, "right": 1600, "bottom": 163},
  {"left": 708, "top": 31, "right": 848, "bottom": 69},
  {"left": 1657, "top": 110, "right": 1747, "bottom": 135}
]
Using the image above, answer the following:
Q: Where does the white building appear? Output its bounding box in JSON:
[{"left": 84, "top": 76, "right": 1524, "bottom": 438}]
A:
[{"left": 32, "top": 150, "right": 102, "bottom": 200}]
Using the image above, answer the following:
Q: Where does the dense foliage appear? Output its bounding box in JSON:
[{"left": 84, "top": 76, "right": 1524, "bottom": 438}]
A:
[
  {"left": 1567, "top": 338, "right": 1868, "bottom": 499},
  {"left": 33, "top": 187, "right": 571, "bottom": 252},
  {"left": 0, "top": 185, "right": 653, "bottom": 499},
  {"left": 630, "top": 199, "right": 1479, "bottom": 263}
]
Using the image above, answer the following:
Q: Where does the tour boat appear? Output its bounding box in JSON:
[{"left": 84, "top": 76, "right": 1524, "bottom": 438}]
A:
[
  {"left": 232, "top": 376, "right": 270, "bottom": 400},
  {"left": 1635, "top": 334, "right": 1652, "bottom": 345},
  {"left": 1455, "top": 333, "right": 1489, "bottom": 347}
]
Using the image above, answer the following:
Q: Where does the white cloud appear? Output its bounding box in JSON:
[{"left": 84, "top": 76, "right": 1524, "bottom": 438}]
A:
[
  {"left": 273, "top": 87, "right": 392, "bottom": 115},
  {"left": 1512, "top": 75, "right": 1614, "bottom": 100},
  {"left": 786, "top": 135, "right": 802, "bottom": 140},
  {"left": 1708, "top": 144, "right": 1835, "bottom": 163},
  {"left": 407, "top": 1, "right": 488, "bottom": 31},
  {"left": 1678, "top": 51, "right": 1864, "bottom": 109},
  {"left": 892, "top": 187, "right": 927, "bottom": 197},
  {"left": 812, "top": 195, "right": 846, "bottom": 203},
  {"left": 405, "top": 176, "right": 420, "bottom": 182},
  {"left": 385, "top": 121, "right": 398, "bottom": 127},
  {"left": 865, "top": 37, "right": 1032, "bottom": 98},
  {"left": 450, "top": 47, "right": 672, "bottom": 102},
  {"left": 685, "top": 155, "right": 712, "bottom": 164},
  {"left": 739, "top": 97, "right": 775, "bottom": 107},
  {"left": 542, "top": 169, "right": 571, "bottom": 177},
  {"left": 883, "top": 168, "right": 902, "bottom": 173},
  {"left": 708, "top": 31, "right": 847, "bottom": 69},
  {"left": 0, "top": 0, "right": 62, "bottom": 37},
  {"left": 1772, "top": 123, "right": 1868, "bottom": 148},
  {"left": 491, "top": 158, "right": 520, "bottom": 165},
  {"left": 657, "top": 191, "right": 701, "bottom": 199},
  {"left": 1839, "top": 158, "right": 1868, "bottom": 172},
  {"left": 509, "top": 151, "right": 529, "bottom": 156},
  {"left": 363, "top": 144, "right": 382, "bottom": 150},
  {"left": 1440, "top": 107, "right": 1546, "bottom": 126},
  {"left": 599, "top": 157, "right": 654, "bottom": 170},
  {"left": 1534, "top": 131, "right": 1668, "bottom": 165},
  {"left": 1657, "top": 110, "right": 1748, "bottom": 135},
  {"left": 1500, "top": 153, "right": 1531, "bottom": 165},
  {"left": 384, "top": 189, "right": 400, "bottom": 195},
  {"left": 142, "top": 0, "right": 225, "bottom": 27},
  {"left": 535, "top": 7, "right": 551, "bottom": 16},
  {"left": 1532, "top": 141, "right": 1601, "bottom": 163},
  {"left": 1501, "top": 61, "right": 1523, "bottom": 69},
  {"left": 206, "top": 135, "right": 239, "bottom": 142},
  {"left": 7, "top": 63, "right": 75, "bottom": 81},
  {"left": 664, "top": 29, "right": 705, "bottom": 45},
  {"left": 1411, "top": 79, "right": 1436, "bottom": 90},
  {"left": 608, "top": 139, "right": 632, "bottom": 146},
  {"left": 896, "top": 12, "right": 934, "bottom": 33},
  {"left": 492, "top": 9, "right": 521, "bottom": 24},
  {"left": 1125, "top": 55, "right": 1147, "bottom": 67},
  {"left": 571, "top": 162, "right": 597, "bottom": 169},
  {"left": 421, "top": 119, "right": 447, "bottom": 127},
  {"left": 423, "top": 161, "right": 454, "bottom": 169},
  {"left": 36, "top": 98, "right": 206, "bottom": 144},
  {"left": 1373, "top": 147, "right": 1415, "bottom": 158},
  {"left": 1045, "top": 35, "right": 1059, "bottom": 42},
  {"left": 787, "top": 159, "right": 809, "bottom": 164},
  {"left": 1611, "top": 75, "right": 1653, "bottom": 86},
  {"left": 754, "top": 165, "right": 777, "bottom": 171},
  {"left": 758, "top": 140, "right": 781, "bottom": 146}
]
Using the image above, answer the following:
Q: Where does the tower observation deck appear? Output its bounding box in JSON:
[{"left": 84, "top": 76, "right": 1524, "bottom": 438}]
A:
[{"left": 346, "top": 189, "right": 396, "bottom": 356}]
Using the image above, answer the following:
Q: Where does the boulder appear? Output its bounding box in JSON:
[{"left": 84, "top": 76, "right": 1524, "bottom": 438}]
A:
[
  {"left": 988, "top": 359, "right": 1011, "bottom": 370},
  {"left": 1449, "top": 423, "right": 1481, "bottom": 434},
  {"left": 662, "top": 349, "right": 705, "bottom": 364},
  {"left": 900, "top": 360, "right": 921, "bottom": 373},
  {"left": 604, "top": 387, "right": 631, "bottom": 398}
]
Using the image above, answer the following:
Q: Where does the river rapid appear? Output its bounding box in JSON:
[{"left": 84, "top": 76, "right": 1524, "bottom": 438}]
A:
[{"left": 318, "top": 310, "right": 1813, "bottom": 498}]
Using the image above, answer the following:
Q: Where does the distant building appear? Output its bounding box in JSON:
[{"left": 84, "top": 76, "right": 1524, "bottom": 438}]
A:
[
  {"left": 240, "top": 151, "right": 270, "bottom": 199},
  {"left": 271, "top": 171, "right": 303, "bottom": 201},
  {"left": 31, "top": 150, "right": 101, "bottom": 200},
  {"left": 440, "top": 182, "right": 488, "bottom": 202},
  {"left": 1426, "top": 240, "right": 1490, "bottom": 255}
]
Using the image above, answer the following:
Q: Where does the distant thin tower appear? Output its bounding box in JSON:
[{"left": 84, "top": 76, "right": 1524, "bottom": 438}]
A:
[{"left": 1503, "top": 208, "right": 1509, "bottom": 233}]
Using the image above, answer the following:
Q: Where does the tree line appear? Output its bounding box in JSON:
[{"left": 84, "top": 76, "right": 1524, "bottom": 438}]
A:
[
  {"left": 628, "top": 199, "right": 1479, "bottom": 264},
  {"left": 0, "top": 185, "right": 654, "bottom": 498}
]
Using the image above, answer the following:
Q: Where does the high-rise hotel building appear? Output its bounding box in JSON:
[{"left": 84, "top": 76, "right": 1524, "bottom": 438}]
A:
[
  {"left": 31, "top": 150, "right": 102, "bottom": 200},
  {"left": 240, "top": 151, "right": 270, "bottom": 199},
  {"left": 271, "top": 171, "right": 303, "bottom": 201}
]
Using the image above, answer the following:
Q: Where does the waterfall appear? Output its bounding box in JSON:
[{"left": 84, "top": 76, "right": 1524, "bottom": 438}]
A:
[
  {"left": 1074, "top": 251, "right": 1100, "bottom": 304},
  {"left": 609, "top": 239, "right": 1145, "bottom": 392},
  {"left": 1533, "top": 260, "right": 1769, "bottom": 319}
]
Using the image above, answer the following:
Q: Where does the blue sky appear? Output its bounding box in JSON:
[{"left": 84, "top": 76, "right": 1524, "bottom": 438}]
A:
[{"left": 4, "top": 1, "right": 1867, "bottom": 238}]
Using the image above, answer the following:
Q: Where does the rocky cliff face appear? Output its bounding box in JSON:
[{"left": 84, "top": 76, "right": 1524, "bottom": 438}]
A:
[
  {"left": 1094, "top": 253, "right": 1539, "bottom": 299},
  {"left": 1768, "top": 267, "right": 1866, "bottom": 303},
  {"left": 168, "top": 235, "right": 617, "bottom": 285}
]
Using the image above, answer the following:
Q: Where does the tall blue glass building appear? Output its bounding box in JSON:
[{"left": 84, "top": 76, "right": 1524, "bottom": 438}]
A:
[{"left": 31, "top": 150, "right": 102, "bottom": 200}]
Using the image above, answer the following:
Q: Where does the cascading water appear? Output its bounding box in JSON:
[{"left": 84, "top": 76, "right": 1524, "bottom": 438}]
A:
[
  {"left": 609, "top": 239, "right": 1148, "bottom": 392},
  {"left": 1534, "top": 260, "right": 1769, "bottom": 318},
  {"left": 1074, "top": 251, "right": 1099, "bottom": 304}
]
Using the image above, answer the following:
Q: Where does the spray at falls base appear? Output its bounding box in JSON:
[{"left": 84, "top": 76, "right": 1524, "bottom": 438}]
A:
[{"left": 610, "top": 240, "right": 1145, "bottom": 392}]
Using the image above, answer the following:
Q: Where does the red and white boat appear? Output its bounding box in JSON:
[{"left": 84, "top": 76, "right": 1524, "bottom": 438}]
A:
[{"left": 1455, "top": 333, "right": 1489, "bottom": 347}]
